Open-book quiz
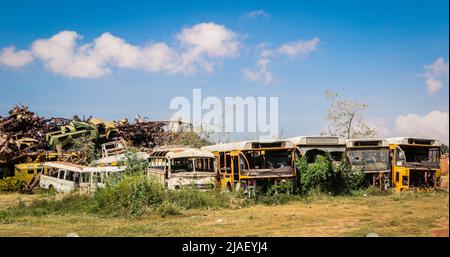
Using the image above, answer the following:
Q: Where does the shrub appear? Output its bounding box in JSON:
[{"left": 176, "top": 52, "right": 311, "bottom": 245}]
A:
[
  {"left": 90, "top": 174, "right": 165, "bottom": 217},
  {"left": 0, "top": 176, "right": 28, "bottom": 192},
  {"left": 121, "top": 151, "right": 149, "bottom": 175},
  {"left": 296, "top": 155, "right": 350, "bottom": 195}
]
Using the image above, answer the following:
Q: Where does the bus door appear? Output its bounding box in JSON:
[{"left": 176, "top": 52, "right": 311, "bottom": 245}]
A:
[
  {"left": 230, "top": 151, "right": 240, "bottom": 190},
  {"left": 217, "top": 152, "right": 232, "bottom": 190},
  {"left": 392, "top": 145, "right": 408, "bottom": 191}
]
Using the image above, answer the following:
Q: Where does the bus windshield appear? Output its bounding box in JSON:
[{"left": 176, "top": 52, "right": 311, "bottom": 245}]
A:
[
  {"left": 348, "top": 148, "right": 389, "bottom": 171},
  {"left": 171, "top": 157, "right": 215, "bottom": 173},
  {"left": 400, "top": 146, "right": 440, "bottom": 165},
  {"left": 244, "top": 149, "right": 292, "bottom": 170}
]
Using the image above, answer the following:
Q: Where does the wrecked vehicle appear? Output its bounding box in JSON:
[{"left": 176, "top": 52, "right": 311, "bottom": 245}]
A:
[
  {"left": 90, "top": 140, "right": 149, "bottom": 167},
  {"left": 45, "top": 118, "right": 119, "bottom": 151},
  {"left": 387, "top": 137, "right": 442, "bottom": 192},
  {"left": 201, "top": 140, "right": 296, "bottom": 194},
  {"left": 39, "top": 161, "right": 125, "bottom": 193},
  {"left": 288, "top": 136, "right": 346, "bottom": 164},
  {"left": 346, "top": 139, "right": 391, "bottom": 189},
  {"left": 147, "top": 146, "right": 217, "bottom": 190},
  {"left": 100, "top": 139, "right": 128, "bottom": 157},
  {"left": 45, "top": 121, "right": 99, "bottom": 151},
  {"left": 13, "top": 162, "right": 46, "bottom": 183}
]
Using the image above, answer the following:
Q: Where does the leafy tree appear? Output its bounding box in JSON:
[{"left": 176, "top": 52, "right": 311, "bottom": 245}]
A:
[{"left": 322, "top": 90, "right": 377, "bottom": 139}]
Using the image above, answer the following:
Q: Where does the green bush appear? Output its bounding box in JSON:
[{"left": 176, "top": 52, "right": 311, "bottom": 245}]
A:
[
  {"left": 122, "top": 151, "right": 149, "bottom": 175},
  {"left": 90, "top": 174, "right": 165, "bottom": 217},
  {"left": 296, "top": 155, "right": 352, "bottom": 195},
  {"left": 0, "top": 176, "right": 28, "bottom": 192}
]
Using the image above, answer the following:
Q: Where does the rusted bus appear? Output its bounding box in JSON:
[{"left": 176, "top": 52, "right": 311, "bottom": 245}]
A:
[
  {"left": 387, "top": 137, "right": 442, "bottom": 192},
  {"left": 147, "top": 146, "right": 217, "bottom": 190},
  {"left": 346, "top": 139, "right": 391, "bottom": 189},
  {"left": 288, "top": 136, "right": 346, "bottom": 165},
  {"left": 201, "top": 140, "right": 296, "bottom": 195}
]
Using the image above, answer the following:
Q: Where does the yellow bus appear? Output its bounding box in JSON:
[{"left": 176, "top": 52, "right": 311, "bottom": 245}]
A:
[
  {"left": 288, "top": 136, "right": 346, "bottom": 164},
  {"left": 201, "top": 140, "right": 296, "bottom": 194},
  {"left": 346, "top": 139, "right": 391, "bottom": 189},
  {"left": 13, "top": 163, "right": 46, "bottom": 183},
  {"left": 387, "top": 137, "right": 442, "bottom": 192}
]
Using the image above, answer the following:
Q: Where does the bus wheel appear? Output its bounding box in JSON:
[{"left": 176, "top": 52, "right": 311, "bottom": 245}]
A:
[
  {"left": 48, "top": 185, "right": 55, "bottom": 193},
  {"left": 226, "top": 183, "right": 232, "bottom": 192}
]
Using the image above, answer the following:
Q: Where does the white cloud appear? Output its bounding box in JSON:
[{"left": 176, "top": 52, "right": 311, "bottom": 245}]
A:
[
  {"left": 243, "top": 47, "right": 273, "bottom": 85},
  {"left": 277, "top": 37, "right": 320, "bottom": 57},
  {"left": 243, "top": 37, "right": 320, "bottom": 85},
  {"left": 395, "top": 110, "right": 449, "bottom": 144},
  {"left": 176, "top": 22, "right": 239, "bottom": 73},
  {"left": 0, "top": 46, "right": 34, "bottom": 68},
  {"left": 3, "top": 22, "right": 239, "bottom": 78},
  {"left": 244, "top": 10, "right": 270, "bottom": 19},
  {"left": 420, "top": 57, "right": 449, "bottom": 94}
]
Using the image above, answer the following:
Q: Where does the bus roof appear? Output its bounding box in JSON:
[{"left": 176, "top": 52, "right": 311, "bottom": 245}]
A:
[
  {"left": 149, "top": 147, "right": 214, "bottom": 159},
  {"left": 287, "top": 136, "right": 345, "bottom": 146},
  {"left": 201, "top": 139, "right": 294, "bottom": 152},
  {"left": 346, "top": 138, "right": 389, "bottom": 148},
  {"left": 43, "top": 161, "right": 126, "bottom": 173},
  {"left": 386, "top": 137, "right": 442, "bottom": 146},
  {"left": 91, "top": 152, "right": 149, "bottom": 166}
]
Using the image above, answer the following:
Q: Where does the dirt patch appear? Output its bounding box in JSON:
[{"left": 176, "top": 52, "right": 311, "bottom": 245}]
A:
[{"left": 430, "top": 222, "right": 449, "bottom": 237}]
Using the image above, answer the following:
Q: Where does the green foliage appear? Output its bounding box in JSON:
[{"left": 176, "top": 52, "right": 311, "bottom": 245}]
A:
[
  {"left": 71, "top": 135, "right": 101, "bottom": 165},
  {"left": 179, "top": 131, "right": 211, "bottom": 148},
  {"left": 90, "top": 174, "right": 165, "bottom": 217},
  {"left": 168, "top": 189, "right": 231, "bottom": 210},
  {"left": 267, "top": 180, "right": 294, "bottom": 195},
  {"left": 296, "top": 154, "right": 362, "bottom": 195},
  {"left": 0, "top": 176, "right": 28, "bottom": 192},
  {"left": 253, "top": 193, "right": 293, "bottom": 206},
  {"left": 120, "top": 151, "right": 149, "bottom": 175},
  {"left": 343, "top": 168, "right": 367, "bottom": 191}
]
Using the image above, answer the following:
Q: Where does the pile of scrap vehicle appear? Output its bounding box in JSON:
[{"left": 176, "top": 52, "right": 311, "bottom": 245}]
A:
[{"left": 0, "top": 105, "right": 446, "bottom": 195}]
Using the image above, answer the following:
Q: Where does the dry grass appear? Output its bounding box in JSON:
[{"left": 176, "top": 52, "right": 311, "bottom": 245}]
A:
[{"left": 0, "top": 192, "right": 448, "bottom": 237}]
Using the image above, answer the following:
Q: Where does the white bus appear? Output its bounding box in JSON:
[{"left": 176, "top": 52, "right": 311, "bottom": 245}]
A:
[
  {"left": 147, "top": 147, "right": 217, "bottom": 190},
  {"left": 288, "top": 136, "right": 346, "bottom": 164},
  {"left": 39, "top": 161, "right": 125, "bottom": 193}
]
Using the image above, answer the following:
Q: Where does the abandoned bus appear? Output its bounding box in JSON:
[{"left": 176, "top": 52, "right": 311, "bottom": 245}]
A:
[
  {"left": 91, "top": 141, "right": 148, "bottom": 167},
  {"left": 13, "top": 162, "right": 46, "bottom": 183},
  {"left": 147, "top": 147, "right": 217, "bottom": 190},
  {"left": 288, "top": 136, "right": 346, "bottom": 164},
  {"left": 346, "top": 139, "right": 391, "bottom": 189},
  {"left": 201, "top": 140, "right": 296, "bottom": 194},
  {"left": 39, "top": 161, "right": 125, "bottom": 193},
  {"left": 387, "top": 137, "right": 442, "bottom": 192}
]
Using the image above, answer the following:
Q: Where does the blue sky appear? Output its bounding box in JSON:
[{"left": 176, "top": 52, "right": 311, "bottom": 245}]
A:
[{"left": 0, "top": 0, "right": 449, "bottom": 142}]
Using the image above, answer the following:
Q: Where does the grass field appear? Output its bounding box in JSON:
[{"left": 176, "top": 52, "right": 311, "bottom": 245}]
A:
[{"left": 0, "top": 191, "right": 448, "bottom": 237}]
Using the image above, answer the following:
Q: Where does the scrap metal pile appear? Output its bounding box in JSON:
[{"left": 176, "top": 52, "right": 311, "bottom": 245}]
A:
[
  {"left": 115, "top": 119, "right": 189, "bottom": 149},
  {"left": 0, "top": 105, "right": 186, "bottom": 171},
  {"left": 0, "top": 105, "right": 69, "bottom": 166},
  {"left": 116, "top": 120, "right": 168, "bottom": 148}
]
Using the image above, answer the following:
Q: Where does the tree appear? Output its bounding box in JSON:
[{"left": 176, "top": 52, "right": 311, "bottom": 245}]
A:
[{"left": 321, "top": 90, "right": 376, "bottom": 139}]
